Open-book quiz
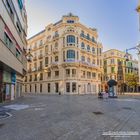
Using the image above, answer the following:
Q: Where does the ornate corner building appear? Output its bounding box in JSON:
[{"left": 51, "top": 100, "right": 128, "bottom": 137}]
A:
[
  {"left": 0, "top": 0, "right": 27, "bottom": 102},
  {"left": 24, "top": 13, "right": 103, "bottom": 94}
]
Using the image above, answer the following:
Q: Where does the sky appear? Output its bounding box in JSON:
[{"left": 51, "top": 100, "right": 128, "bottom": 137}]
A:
[{"left": 25, "top": 0, "right": 139, "bottom": 59}]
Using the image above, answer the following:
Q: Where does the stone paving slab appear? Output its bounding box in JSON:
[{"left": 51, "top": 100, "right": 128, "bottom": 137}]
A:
[{"left": 0, "top": 94, "right": 139, "bottom": 140}]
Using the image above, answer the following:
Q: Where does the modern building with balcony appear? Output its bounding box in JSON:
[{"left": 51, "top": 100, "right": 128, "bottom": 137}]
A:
[
  {"left": 0, "top": 0, "right": 27, "bottom": 102},
  {"left": 102, "top": 49, "right": 139, "bottom": 93},
  {"left": 24, "top": 13, "right": 103, "bottom": 94}
]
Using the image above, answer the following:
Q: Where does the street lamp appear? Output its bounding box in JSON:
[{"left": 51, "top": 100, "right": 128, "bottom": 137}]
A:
[{"left": 24, "top": 48, "right": 33, "bottom": 62}]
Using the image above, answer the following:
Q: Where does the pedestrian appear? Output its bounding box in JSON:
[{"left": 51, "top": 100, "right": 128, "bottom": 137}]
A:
[{"left": 59, "top": 91, "right": 61, "bottom": 95}]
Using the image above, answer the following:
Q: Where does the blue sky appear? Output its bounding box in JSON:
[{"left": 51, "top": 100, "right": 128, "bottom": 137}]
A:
[{"left": 25, "top": 0, "right": 139, "bottom": 58}]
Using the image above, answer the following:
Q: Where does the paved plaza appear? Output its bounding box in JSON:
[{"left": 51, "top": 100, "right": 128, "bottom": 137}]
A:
[{"left": 0, "top": 94, "right": 140, "bottom": 140}]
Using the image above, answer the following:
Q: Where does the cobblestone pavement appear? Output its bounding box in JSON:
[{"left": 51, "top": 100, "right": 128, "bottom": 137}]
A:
[{"left": 0, "top": 94, "right": 140, "bottom": 140}]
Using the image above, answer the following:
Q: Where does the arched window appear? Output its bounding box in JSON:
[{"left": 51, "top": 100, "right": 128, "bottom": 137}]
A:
[
  {"left": 92, "top": 37, "right": 95, "bottom": 42},
  {"left": 67, "top": 35, "right": 75, "bottom": 43},
  {"left": 67, "top": 50, "right": 75, "bottom": 59},
  {"left": 81, "top": 42, "right": 85, "bottom": 49},
  {"left": 87, "top": 34, "right": 90, "bottom": 40},
  {"left": 87, "top": 45, "right": 90, "bottom": 52}
]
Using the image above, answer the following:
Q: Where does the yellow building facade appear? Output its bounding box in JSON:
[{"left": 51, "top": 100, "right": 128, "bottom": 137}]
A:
[
  {"left": 23, "top": 13, "right": 103, "bottom": 94},
  {"left": 103, "top": 49, "right": 139, "bottom": 92}
]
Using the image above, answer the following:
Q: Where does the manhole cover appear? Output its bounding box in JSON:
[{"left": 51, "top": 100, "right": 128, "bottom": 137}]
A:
[
  {"left": 93, "top": 111, "right": 104, "bottom": 115},
  {"left": 0, "top": 111, "right": 12, "bottom": 120},
  {"left": 122, "top": 107, "right": 132, "bottom": 110}
]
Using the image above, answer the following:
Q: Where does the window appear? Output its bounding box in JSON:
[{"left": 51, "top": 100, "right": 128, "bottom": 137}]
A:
[
  {"left": 18, "top": 0, "right": 23, "bottom": 9},
  {"left": 25, "top": 85, "right": 27, "bottom": 92},
  {"left": 55, "top": 71, "right": 59, "bottom": 77},
  {"left": 92, "top": 59, "right": 95, "bottom": 64},
  {"left": 87, "top": 34, "right": 90, "bottom": 40},
  {"left": 67, "top": 50, "right": 75, "bottom": 59},
  {"left": 25, "top": 76, "right": 27, "bottom": 82},
  {"left": 92, "top": 37, "right": 95, "bottom": 42},
  {"left": 40, "top": 73, "right": 43, "bottom": 80},
  {"left": 40, "top": 40, "right": 43, "bottom": 46},
  {"left": 30, "top": 85, "right": 31, "bottom": 92},
  {"left": 39, "top": 61, "right": 43, "bottom": 69},
  {"left": 111, "top": 67, "right": 115, "bottom": 73},
  {"left": 92, "top": 73, "right": 96, "bottom": 78},
  {"left": 45, "top": 45, "right": 48, "bottom": 53},
  {"left": 67, "top": 20, "right": 74, "bottom": 23},
  {"left": 55, "top": 42, "right": 58, "bottom": 48},
  {"left": 40, "top": 84, "right": 42, "bottom": 92},
  {"left": 87, "top": 58, "right": 90, "bottom": 63},
  {"left": 55, "top": 83, "right": 59, "bottom": 92},
  {"left": 81, "top": 42, "right": 85, "bottom": 49},
  {"left": 92, "top": 47, "right": 95, "bottom": 54},
  {"left": 34, "top": 74, "right": 37, "bottom": 81},
  {"left": 48, "top": 83, "right": 50, "bottom": 93},
  {"left": 111, "top": 59, "right": 115, "bottom": 64},
  {"left": 55, "top": 56, "right": 59, "bottom": 62},
  {"left": 81, "top": 31, "right": 84, "bottom": 37},
  {"left": 35, "top": 84, "right": 37, "bottom": 93},
  {"left": 6, "top": 0, "right": 14, "bottom": 19},
  {"left": 45, "top": 57, "right": 49, "bottom": 66},
  {"left": 16, "top": 21, "right": 21, "bottom": 34},
  {"left": 16, "top": 49, "right": 21, "bottom": 60},
  {"left": 29, "top": 75, "right": 32, "bottom": 81},
  {"left": 67, "top": 35, "right": 75, "bottom": 43},
  {"left": 81, "top": 71, "right": 85, "bottom": 78},
  {"left": 48, "top": 72, "right": 51, "bottom": 78},
  {"left": 72, "top": 83, "right": 76, "bottom": 92},
  {"left": 87, "top": 72, "right": 91, "bottom": 79},
  {"left": 72, "top": 69, "right": 76, "bottom": 77},
  {"left": 66, "top": 83, "right": 70, "bottom": 92},
  {"left": 81, "top": 56, "right": 85, "bottom": 61},
  {"left": 66, "top": 69, "right": 70, "bottom": 76},
  {"left": 4, "top": 33, "right": 13, "bottom": 49},
  {"left": 87, "top": 45, "right": 90, "bottom": 52}
]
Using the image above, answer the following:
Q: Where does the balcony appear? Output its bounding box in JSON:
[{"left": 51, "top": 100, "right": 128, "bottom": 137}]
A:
[
  {"left": 79, "top": 61, "right": 98, "bottom": 69},
  {"left": 80, "top": 34, "right": 97, "bottom": 44},
  {"left": 38, "top": 54, "right": 43, "bottom": 59},
  {"left": 63, "top": 59, "right": 79, "bottom": 67}
]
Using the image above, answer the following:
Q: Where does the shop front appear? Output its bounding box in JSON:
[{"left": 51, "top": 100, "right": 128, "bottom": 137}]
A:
[{"left": 0, "top": 71, "right": 16, "bottom": 103}]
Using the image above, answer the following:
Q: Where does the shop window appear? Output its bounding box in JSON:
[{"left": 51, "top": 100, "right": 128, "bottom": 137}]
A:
[
  {"left": 55, "top": 83, "right": 59, "bottom": 93},
  {"left": 66, "top": 83, "right": 70, "bottom": 92},
  {"left": 48, "top": 83, "right": 50, "bottom": 93},
  {"left": 40, "top": 84, "right": 42, "bottom": 92},
  {"left": 72, "top": 83, "right": 76, "bottom": 92}
]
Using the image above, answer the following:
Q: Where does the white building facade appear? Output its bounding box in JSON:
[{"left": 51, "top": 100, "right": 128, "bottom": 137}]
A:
[{"left": 24, "top": 13, "right": 103, "bottom": 95}]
